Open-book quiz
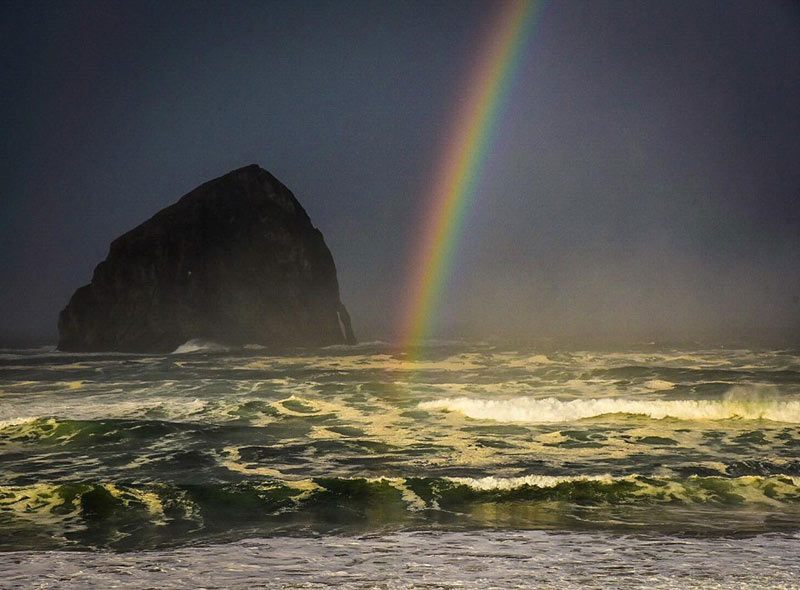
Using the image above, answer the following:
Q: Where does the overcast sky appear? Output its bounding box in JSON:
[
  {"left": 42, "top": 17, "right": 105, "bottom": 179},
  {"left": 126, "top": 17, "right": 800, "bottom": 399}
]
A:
[{"left": 1, "top": 0, "right": 798, "bottom": 346}]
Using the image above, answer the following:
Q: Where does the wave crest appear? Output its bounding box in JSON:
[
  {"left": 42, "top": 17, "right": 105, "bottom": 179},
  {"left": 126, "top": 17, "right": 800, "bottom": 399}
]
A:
[
  {"left": 418, "top": 396, "right": 800, "bottom": 423},
  {"left": 171, "top": 339, "right": 229, "bottom": 354}
]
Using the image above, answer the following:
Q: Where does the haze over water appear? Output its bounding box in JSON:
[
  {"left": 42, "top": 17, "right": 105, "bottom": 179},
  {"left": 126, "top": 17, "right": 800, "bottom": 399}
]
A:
[{"left": 2, "top": 0, "right": 798, "bottom": 345}]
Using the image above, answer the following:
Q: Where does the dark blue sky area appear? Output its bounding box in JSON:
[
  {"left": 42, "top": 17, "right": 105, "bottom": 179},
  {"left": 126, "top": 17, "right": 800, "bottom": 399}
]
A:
[{"left": 1, "top": 0, "right": 798, "bottom": 345}]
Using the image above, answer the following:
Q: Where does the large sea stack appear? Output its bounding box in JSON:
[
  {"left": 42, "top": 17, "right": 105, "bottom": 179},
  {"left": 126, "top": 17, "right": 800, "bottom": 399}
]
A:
[{"left": 58, "top": 165, "right": 356, "bottom": 352}]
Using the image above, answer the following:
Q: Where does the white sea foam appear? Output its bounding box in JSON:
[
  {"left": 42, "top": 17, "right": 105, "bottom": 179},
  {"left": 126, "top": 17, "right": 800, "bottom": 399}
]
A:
[
  {"left": 243, "top": 344, "right": 267, "bottom": 350},
  {"left": 419, "top": 395, "right": 800, "bottom": 423},
  {"left": 171, "top": 339, "right": 229, "bottom": 354},
  {"left": 443, "top": 473, "right": 800, "bottom": 500},
  {"left": 447, "top": 474, "right": 614, "bottom": 490}
]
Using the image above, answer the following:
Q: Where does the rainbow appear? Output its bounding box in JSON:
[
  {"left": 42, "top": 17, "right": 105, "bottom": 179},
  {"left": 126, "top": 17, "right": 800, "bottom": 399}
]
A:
[{"left": 400, "top": 0, "right": 543, "bottom": 350}]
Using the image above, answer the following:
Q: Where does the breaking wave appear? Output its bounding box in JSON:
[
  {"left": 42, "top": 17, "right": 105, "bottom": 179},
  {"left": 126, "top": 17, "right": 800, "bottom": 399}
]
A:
[
  {"left": 2, "top": 473, "right": 799, "bottom": 549},
  {"left": 171, "top": 338, "right": 229, "bottom": 354},
  {"left": 419, "top": 395, "right": 800, "bottom": 423}
]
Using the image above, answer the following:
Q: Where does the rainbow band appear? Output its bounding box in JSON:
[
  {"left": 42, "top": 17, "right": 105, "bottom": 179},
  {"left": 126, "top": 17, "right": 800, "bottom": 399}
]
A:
[{"left": 401, "top": 0, "right": 541, "bottom": 350}]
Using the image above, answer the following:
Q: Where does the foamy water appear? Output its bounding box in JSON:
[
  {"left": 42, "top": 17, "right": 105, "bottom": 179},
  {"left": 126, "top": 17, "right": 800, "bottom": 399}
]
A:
[
  {"left": 1, "top": 343, "right": 799, "bottom": 585},
  {"left": 2, "top": 531, "right": 799, "bottom": 590}
]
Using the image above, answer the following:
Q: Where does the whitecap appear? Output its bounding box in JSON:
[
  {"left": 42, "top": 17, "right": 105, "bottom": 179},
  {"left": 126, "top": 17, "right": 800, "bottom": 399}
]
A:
[
  {"left": 419, "top": 395, "right": 800, "bottom": 423},
  {"left": 447, "top": 474, "right": 614, "bottom": 490},
  {"left": 171, "top": 339, "right": 229, "bottom": 354}
]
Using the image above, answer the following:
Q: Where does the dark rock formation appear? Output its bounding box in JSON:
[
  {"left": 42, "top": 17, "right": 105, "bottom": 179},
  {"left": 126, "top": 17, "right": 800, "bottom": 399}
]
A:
[{"left": 58, "top": 165, "right": 356, "bottom": 352}]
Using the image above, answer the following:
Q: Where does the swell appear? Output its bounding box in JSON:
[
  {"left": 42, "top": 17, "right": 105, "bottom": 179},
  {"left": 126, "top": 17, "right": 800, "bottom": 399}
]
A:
[
  {"left": 0, "top": 417, "right": 189, "bottom": 446},
  {"left": 2, "top": 474, "right": 800, "bottom": 550}
]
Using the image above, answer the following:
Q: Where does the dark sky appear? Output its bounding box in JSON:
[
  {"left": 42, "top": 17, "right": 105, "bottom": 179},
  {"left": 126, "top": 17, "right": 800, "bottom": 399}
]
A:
[{"left": 2, "top": 0, "right": 799, "bottom": 346}]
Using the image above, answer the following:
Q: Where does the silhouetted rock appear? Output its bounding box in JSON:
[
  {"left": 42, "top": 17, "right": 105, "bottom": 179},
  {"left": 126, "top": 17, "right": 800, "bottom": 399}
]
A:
[{"left": 58, "top": 165, "right": 356, "bottom": 352}]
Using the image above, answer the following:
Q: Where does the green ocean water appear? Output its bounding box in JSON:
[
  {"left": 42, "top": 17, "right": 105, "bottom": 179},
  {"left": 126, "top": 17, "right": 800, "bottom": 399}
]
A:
[{"left": 1, "top": 342, "right": 799, "bottom": 588}]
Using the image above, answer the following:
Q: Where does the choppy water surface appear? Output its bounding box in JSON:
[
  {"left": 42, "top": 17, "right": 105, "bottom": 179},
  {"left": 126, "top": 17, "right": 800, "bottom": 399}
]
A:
[{"left": 1, "top": 342, "right": 799, "bottom": 588}]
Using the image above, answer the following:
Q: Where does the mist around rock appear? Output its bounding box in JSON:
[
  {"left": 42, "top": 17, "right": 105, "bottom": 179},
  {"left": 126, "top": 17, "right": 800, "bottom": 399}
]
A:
[{"left": 58, "top": 165, "right": 356, "bottom": 353}]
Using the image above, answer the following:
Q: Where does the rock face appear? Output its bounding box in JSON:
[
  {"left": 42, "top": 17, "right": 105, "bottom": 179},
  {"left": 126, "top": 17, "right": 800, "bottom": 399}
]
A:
[{"left": 58, "top": 165, "right": 356, "bottom": 352}]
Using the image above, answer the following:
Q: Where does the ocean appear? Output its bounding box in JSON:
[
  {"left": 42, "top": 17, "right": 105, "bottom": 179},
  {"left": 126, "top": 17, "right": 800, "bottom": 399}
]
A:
[{"left": 1, "top": 341, "right": 799, "bottom": 588}]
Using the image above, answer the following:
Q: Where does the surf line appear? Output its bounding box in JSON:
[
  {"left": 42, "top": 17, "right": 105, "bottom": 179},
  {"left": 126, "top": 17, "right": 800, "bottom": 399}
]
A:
[{"left": 400, "top": 0, "right": 543, "bottom": 353}]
